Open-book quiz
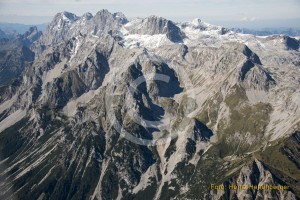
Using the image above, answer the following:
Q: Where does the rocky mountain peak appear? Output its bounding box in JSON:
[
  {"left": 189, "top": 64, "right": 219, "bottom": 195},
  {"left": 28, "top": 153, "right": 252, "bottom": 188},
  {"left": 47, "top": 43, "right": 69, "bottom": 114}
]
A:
[
  {"left": 112, "top": 12, "right": 128, "bottom": 24},
  {"left": 50, "top": 11, "right": 79, "bottom": 26},
  {"left": 82, "top": 12, "right": 93, "bottom": 20},
  {"left": 191, "top": 18, "right": 202, "bottom": 27},
  {"left": 22, "top": 26, "right": 42, "bottom": 46},
  {"left": 26, "top": 26, "right": 38, "bottom": 34},
  {"left": 124, "top": 15, "right": 184, "bottom": 42},
  {"left": 94, "top": 9, "right": 111, "bottom": 18},
  {"left": 181, "top": 18, "right": 229, "bottom": 35},
  {"left": 141, "top": 15, "right": 171, "bottom": 34},
  {"left": 93, "top": 9, "right": 128, "bottom": 26},
  {"left": 61, "top": 11, "right": 79, "bottom": 21},
  {"left": 35, "top": 10, "right": 127, "bottom": 52}
]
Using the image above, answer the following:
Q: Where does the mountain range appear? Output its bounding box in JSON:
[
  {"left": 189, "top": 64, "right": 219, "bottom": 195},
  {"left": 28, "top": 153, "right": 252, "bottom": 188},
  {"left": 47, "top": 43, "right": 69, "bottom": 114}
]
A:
[
  {"left": 0, "top": 23, "right": 48, "bottom": 35},
  {"left": 230, "top": 27, "right": 300, "bottom": 37},
  {"left": 0, "top": 10, "right": 299, "bottom": 200}
]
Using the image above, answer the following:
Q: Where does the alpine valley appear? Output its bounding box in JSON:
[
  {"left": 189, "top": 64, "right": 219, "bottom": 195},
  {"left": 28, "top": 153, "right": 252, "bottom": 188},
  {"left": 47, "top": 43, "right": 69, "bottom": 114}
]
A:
[{"left": 0, "top": 10, "right": 299, "bottom": 200}]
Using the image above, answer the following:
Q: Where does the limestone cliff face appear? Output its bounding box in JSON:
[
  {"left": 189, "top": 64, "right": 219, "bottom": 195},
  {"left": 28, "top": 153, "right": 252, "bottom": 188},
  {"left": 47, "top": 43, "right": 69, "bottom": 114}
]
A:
[
  {"left": 0, "top": 10, "right": 299, "bottom": 200},
  {"left": 208, "top": 159, "right": 297, "bottom": 200}
]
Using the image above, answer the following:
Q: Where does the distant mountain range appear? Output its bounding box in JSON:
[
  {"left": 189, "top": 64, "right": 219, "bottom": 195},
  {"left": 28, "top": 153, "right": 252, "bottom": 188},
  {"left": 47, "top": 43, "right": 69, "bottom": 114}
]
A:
[
  {"left": 0, "top": 23, "right": 48, "bottom": 34},
  {"left": 231, "top": 27, "right": 300, "bottom": 37},
  {"left": 0, "top": 21, "right": 299, "bottom": 37}
]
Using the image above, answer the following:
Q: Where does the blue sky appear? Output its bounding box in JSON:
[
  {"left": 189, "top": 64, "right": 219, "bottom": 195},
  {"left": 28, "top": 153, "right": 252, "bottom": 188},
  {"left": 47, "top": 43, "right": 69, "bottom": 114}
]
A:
[{"left": 0, "top": 0, "right": 299, "bottom": 28}]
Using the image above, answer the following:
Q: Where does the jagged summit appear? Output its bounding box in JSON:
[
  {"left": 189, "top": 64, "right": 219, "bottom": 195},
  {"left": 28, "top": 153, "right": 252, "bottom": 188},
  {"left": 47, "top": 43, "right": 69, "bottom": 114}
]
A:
[
  {"left": 35, "top": 9, "right": 300, "bottom": 58},
  {"left": 36, "top": 10, "right": 128, "bottom": 48},
  {"left": 181, "top": 18, "right": 230, "bottom": 35},
  {"left": 82, "top": 12, "right": 93, "bottom": 20},
  {"left": 60, "top": 11, "right": 79, "bottom": 21},
  {"left": 113, "top": 12, "right": 128, "bottom": 24},
  {"left": 21, "top": 26, "right": 42, "bottom": 46},
  {"left": 190, "top": 18, "right": 202, "bottom": 27},
  {"left": 92, "top": 9, "right": 128, "bottom": 24},
  {"left": 94, "top": 9, "right": 112, "bottom": 18},
  {"left": 39, "top": 10, "right": 243, "bottom": 50}
]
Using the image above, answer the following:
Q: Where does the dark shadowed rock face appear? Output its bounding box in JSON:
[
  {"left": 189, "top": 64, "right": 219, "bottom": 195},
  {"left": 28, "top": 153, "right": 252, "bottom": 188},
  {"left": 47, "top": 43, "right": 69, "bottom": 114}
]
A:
[{"left": 283, "top": 36, "right": 300, "bottom": 51}]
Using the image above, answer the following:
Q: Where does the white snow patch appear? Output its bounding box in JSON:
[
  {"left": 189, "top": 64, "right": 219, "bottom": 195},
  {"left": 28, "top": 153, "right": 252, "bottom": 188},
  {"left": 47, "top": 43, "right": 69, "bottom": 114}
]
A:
[
  {"left": 122, "top": 34, "right": 171, "bottom": 49},
  {"left": 69, "top": 38, "right": 82, "bottom": 61}
]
